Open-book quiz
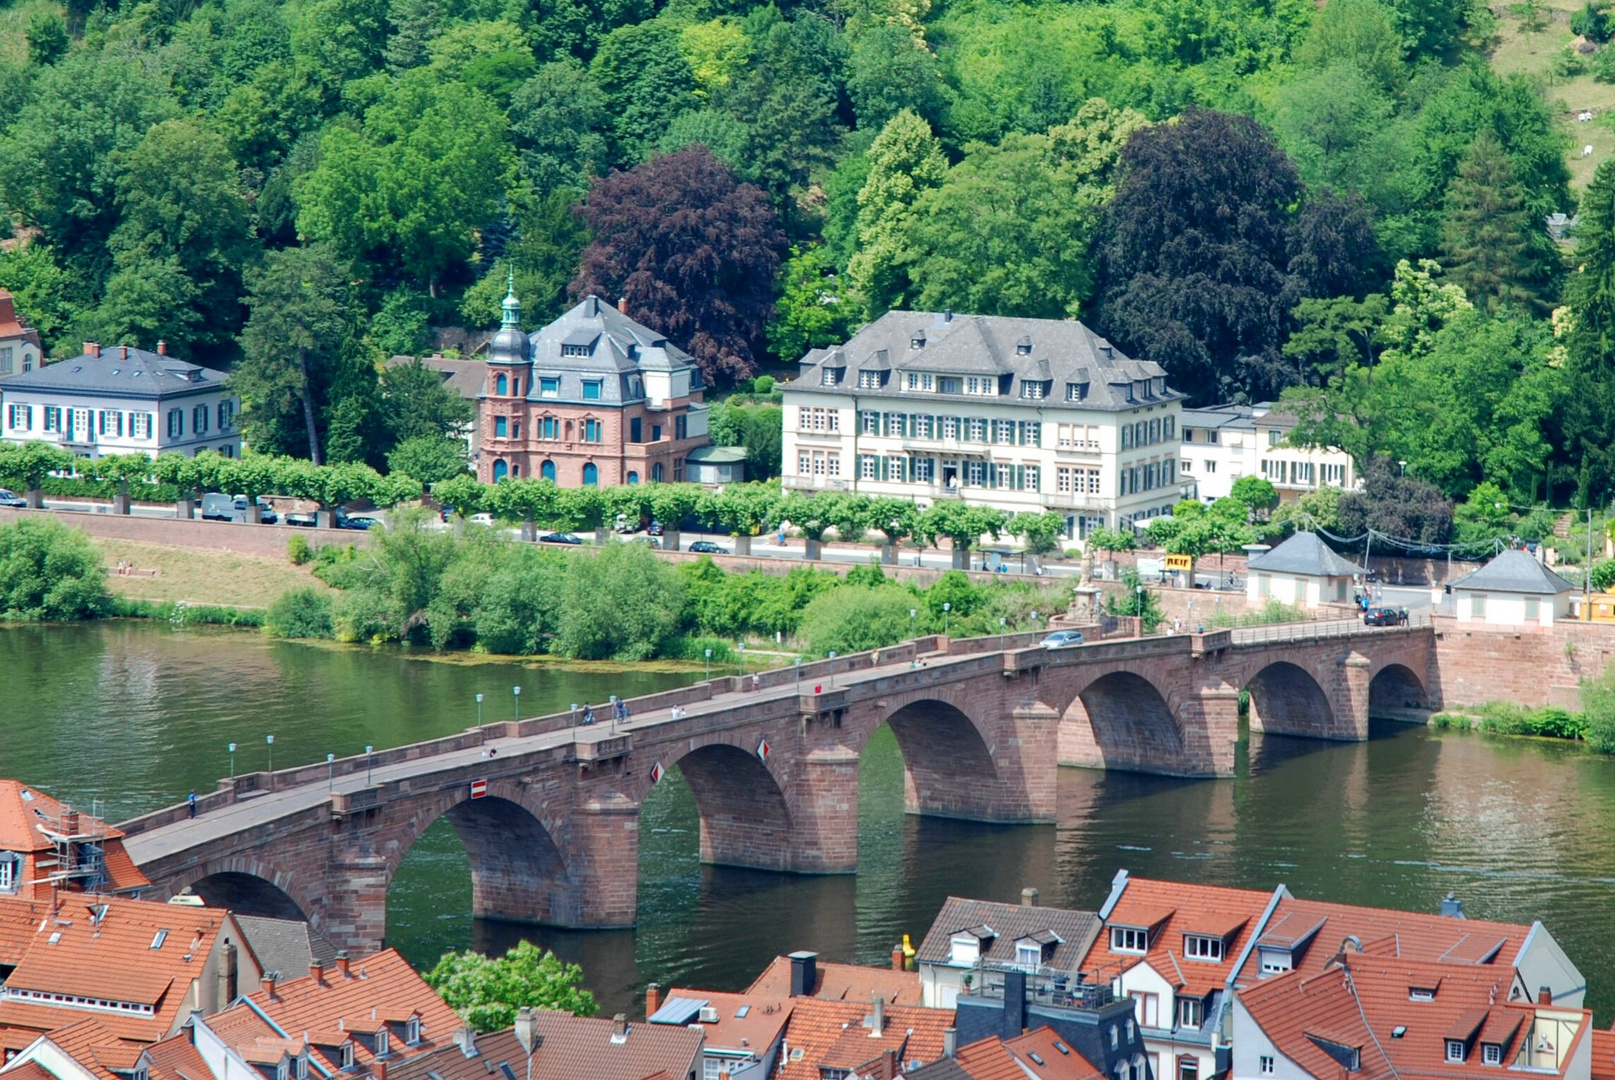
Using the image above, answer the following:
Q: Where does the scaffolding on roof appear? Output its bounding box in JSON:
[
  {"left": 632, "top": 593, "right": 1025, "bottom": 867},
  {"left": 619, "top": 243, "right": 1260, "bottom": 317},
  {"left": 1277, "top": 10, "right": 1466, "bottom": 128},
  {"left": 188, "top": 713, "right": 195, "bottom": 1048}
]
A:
[{"left": 31, "top": 798, "right": 110, "bottom": 890}]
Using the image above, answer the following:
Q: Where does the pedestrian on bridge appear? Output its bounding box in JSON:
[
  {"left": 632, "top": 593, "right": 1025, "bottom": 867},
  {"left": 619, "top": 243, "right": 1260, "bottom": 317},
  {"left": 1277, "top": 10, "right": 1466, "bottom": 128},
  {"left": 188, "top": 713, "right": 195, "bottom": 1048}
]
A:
[{"left": 187, "top": 792, "right": 197, "bottom": 818}]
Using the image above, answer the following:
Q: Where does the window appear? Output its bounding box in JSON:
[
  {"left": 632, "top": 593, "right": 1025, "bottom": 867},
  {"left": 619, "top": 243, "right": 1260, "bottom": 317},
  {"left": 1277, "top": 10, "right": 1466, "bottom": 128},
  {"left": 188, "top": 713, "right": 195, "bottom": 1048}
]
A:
[
  {"left": 1110, "top": 1026, "right": 1119, "bottom": 1050},
  {"left": 193, "top": 405, "right": 208, "bottom": 434},
  {"left": 0, "top": 852, "right": 20, "bottom": 892},
  {"left": 134, "top": 413, "right": 152, "bottom": 439},
  {"left": 1446, "top": 1041, "right": 1465, "bottom": 1064},
  {"left": 821, "top": 366, "right": 840, "bottom": 385},
  {"left": 1178, "top": 1058, "right": 1198, "bottom": 1080},
  {"left": 1525, "top": 597, "right": 1540, "bottom": 619},
  {"left": 496, "top": 373, "right": 508, "bottom": 394},
  {"left": 341, "top": 1045, "right": 355, "bottom": 1070},
  {"left": 966, "top": 376, "right": 995, "bottom": 396},
  {"left": 1259, "top": 949, "right": 1292, "bottom": 975},
  {"left": 561, "top": 343, "right": 590, "bottom": 357},
  {"left": 910, "top": 336, "right": 925, "bottom": 350},
  {"left": 1483, "top": 1045, "right": 1501, "bottom": 1066},
  {"left": 219, "top": 400, "right": 235, "bottom": 429},
  {"left": 859, "top": 370, "right": 881, "bottom": 388},
  {"left": 1016, "top": 943, "right": 1042, "bottom": 970},
  {"left": 1110, "top": 927, "right": 1148, "bottom": 953},
  {"left": 1021, "top": 381, "right": 1045, "bottom": 399},
  {"left": 968, "top": 418, "right": 986, "bottom": 442},
  {"left": 1126, "top": 1020, "right": 1136, "bottom": 1042},
  {"left": 906, "top": 373, "right": 935, "bottom": 391},
  {"left": 539, "top": 377, "right": 560, "bottom": 397},
  {"left": 1122, "top": 426, "right": 1131, "bottom": 450},
  {"left": 910, "top": 456, "right": 928, "bottom": 482},
  {"left": 0, "top": 346, "right": 10, "bottom": 374},
  {"left": 6, "top": 404, "right": 31, "bottom": 430},
  {"left": 494, "top": 416, "right": 508, "bottom": 438},
  {"left": 1268, "top": 429, "right": 1282, "bottom": 447},
  {"left": 1260, "top": 1057, "right": 1275, "bottom": 1076},
  {"left": 584, "top": 419, "right": 602, "bottom": 442},
  {"left": 676, "top": 414, "right": 688, "bottom": 439},
  {"left": 542, "top": 460, "right": 556, "bottom": 481},
  {"left": 861, "top": 455, "right": 878, "bottom": 480},
  {"left": 1204, "top": 460, "right": 1217, "bottom": 473},
  {"left": 582, "top": 463, "right": 598, "bottom": 485},
  {"left": 995, "top": 419, "right": 1015, "bottom": 444},
  {"left": 1322, "top": 462, "right": 1345, "bottom": 485},
  {"left": 1177, "top": 997, "right": 1202, "bottom": 1029},
  {"left": 406, "top": 1018, "right": 421, "bottom": 1046},
  {"left": 583, "top": 380, "right": 602, "bottom": 399},
  {"left": 492, "top": 460, "right": 508, "bottom": 481},
  {"left": 167, "top": 409, "right": 183, "bottom": 438},
  {"left": 44, "top": 405, "right": 61, "bottom": 432},
  {"left": 1184, "top": 935, "right": 1223, "bottom": 961},
  {"left": 1472, "top": 594, "right": 1487, "bottom": 617},
  {"left": 1134, "top": 993, "right": 1159, "bottom": 1028},
  {"left": 1164, "top": 417, "right": 1175, "bottom": 439},
  {"left": 938, "top": 377, "right": 961, "bottom": 394}
]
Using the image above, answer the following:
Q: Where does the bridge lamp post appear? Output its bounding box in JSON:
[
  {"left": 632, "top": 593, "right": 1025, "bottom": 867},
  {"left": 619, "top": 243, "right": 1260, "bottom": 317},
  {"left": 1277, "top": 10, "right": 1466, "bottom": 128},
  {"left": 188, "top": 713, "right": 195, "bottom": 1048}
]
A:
[
  {"left": 910, "top": 608, "right": 917, "bottom": 638},
  {"left": 705, "top": 648, "right": 712, "bottom": 682},
  {"left": 570, "top": 703, "right": 579, "bottom": 732},
  {"left": 1030, "top": 611, "right": 1038, "bottom": 630},
  {"left": 476, "top": 693, "right": 483, "bottom": 727},
  {"left": 365, "top": 745, "right": 375, "bottom": 785},
  {"left": 999, "top": 616, "right": 1006, "bottom": 649},
  {"left": 828, "top": 651, "right": 837, "bottom": 687},
  {"left": 513, "top": 685, "right": 521, "bottom": 724},
  {"left": 943, "top": 602, "right": 951, "bottom": 636},
  {"left": 228, "top": 743, "right": 236, "bottom": 779},
  {"left": 795, "top": 657, "right": 802, "bottom": 688},
  {"left": 737, "top": 641, "right": 745, "bottom": 677},
  {"left": 266, "top": 734, "right": 275, "bottom": 774},
  {"left": 327, "top": 753, "right": 335, "bottom": 791},
  {"left": 1135, "top": 585, "right": 1144, "bottom": 618},
  {"left": 610, "top": 695, "right": 619, "bottom": 733}
]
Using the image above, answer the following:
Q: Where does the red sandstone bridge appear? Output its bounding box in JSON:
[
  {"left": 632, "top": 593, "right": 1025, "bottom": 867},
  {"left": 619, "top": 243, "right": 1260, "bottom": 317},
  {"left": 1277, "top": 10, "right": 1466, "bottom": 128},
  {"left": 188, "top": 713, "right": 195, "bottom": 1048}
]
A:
[{"left": 119, "top": 619, "right": 1436, "bottom": 952}]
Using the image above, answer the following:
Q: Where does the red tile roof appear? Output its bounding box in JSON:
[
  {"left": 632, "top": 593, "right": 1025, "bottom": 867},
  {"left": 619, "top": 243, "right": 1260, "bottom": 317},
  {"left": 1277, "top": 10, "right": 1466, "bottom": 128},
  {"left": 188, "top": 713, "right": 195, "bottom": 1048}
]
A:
[
  {"left": 12, "top": 1019, "right": 147, "bottom": 1080},
  {"left": 1591, "top": 1028, "right": 1615, "bottom": 1080},
  {"left": 141, "top": 1031, "right": 213, "bottom": 1080},
  {"left": 1237, "top": 956, "right": 1590, "bottom": 1080},
  {"left": 746, "top": 956, "right": 924, "bottom": 1005},
  {"left": 1233, "top": 895, "right": 1534, "bottom": 984},
  {"left": 776, "top": 997, "right": 955, "bottom": 1080},
  {"left": 0, "top": 781, "right": 148, "bottom": 898},
  {"left": 1083, "top": 877, "right": 1275, "bottom": 997},
  {"left": 660, "top": 987, "right": 792, "bottom": 1054},
  {"left": 953, "top": 1027, "right": 1105, "bottom": 1080},
  {"left": 385, "top": 1016, "right": 704, "bottom": 1080}
]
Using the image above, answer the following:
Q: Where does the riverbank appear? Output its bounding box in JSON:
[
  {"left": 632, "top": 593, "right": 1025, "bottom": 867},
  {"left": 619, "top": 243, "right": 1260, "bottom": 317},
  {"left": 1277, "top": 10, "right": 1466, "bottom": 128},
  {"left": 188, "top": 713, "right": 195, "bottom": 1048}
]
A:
[{"left": 95, "top": 537, "right": 332, "bottom": 609}]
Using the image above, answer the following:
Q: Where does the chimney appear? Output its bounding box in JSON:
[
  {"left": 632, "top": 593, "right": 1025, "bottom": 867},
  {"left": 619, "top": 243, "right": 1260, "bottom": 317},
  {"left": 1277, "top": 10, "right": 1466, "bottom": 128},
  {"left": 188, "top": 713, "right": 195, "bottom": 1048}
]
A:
[
  {"left": 84, "top": 341, "right": 100, "bottom": 358},
  {"left": 374, "top": 1062, "right": 385, "bottom": 1080},
  {"left": 1440, "top": 893, "right": 1466, "bottom": 919},
  {"left": 611, "top": 1014, "right": 628, "bottom": 1043},
  {"left": 66, "top": 809, "right": 79, "bottom": 833},
  {"left": 261, "top": 974, "right": 277, "bottom": 999},
  {"left": 1021, "top": 887, "right": 1039, "bottom": 907},
  {"left": 453, "top": 1026, "right": 477, "bottom": 1058},
  {"left": 310, "top": 960, "right": 324, "bottom": 984},
  {"left": 1538, "top": 987, "right": 1553, "bottom": 1005},
  {"left": 870, "top": 995, "right": 885, "bottom": 1036},
  {"left": 617, "top": 297, "right": 628, "bottom": 314},
  {"left": 789, "top": 951, "right": 818, "bottom": 997},
  {"left": 514, "top": 1008, "right": 538, "bottom": 1056},
  {"left": 1001, "top": 970, "right": 1027, "bottom": 1039},
  {"left": 891, "top": 945, "right": 904, "bottom": 972},
  {"left": 120, "top": 345, "right": 128, "bottom": 360},
  {"left": 944, "top": 1028, "right": 957, "bottom": 1058},
  {"left": 157, "top": 340, "right": 167, "bottom": 355},
  {"left": 645, "top": 983, "right": 660, "bottom": 1018},
  {"left": 335, "top": 951, "right": 350, "bottom": 977}
]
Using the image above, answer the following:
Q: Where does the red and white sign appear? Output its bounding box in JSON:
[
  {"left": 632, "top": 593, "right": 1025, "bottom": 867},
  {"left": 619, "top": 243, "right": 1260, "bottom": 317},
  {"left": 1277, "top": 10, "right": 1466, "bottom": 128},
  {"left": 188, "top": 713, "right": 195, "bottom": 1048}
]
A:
[
  {"left": 756, "top": 739, "right": 771, "bottom": 762},
  {"left": 649, "top": 762, "right": 664, "bottom": 784},
  {"left": 469, "top": 778, "right": 488, "bottom": 799},
  {"left": 814, "top": 684, "right": 822, "bottom": 694}
]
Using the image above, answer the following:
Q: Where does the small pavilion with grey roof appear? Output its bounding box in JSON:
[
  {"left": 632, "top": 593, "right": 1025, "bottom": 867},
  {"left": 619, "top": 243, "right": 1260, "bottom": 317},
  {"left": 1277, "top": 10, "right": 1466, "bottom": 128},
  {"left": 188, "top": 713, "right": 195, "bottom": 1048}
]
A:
[
  {"left": 1447, "top": 548, "right": 1574, "bottom": 626},
  {"left": 1244, "top": 531, "right": 1364, "bottom": 609}
]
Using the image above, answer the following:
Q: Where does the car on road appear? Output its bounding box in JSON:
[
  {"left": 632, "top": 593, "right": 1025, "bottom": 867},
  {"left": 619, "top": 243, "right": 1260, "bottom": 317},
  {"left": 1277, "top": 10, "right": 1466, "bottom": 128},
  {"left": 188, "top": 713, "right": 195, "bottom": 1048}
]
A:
[
  {"left": 1039, "top": 630, "right": 1086, "bottom": 649},
  {"left": 200, "top": 493, "right": 279, "bottom": 524},
  {"left": 0, "top": 488, "right": 27, "bottom": 508},
  {"left": 540, "top": 532, "right": 584, "bottom": 545},
  {"left": 284, "top": 511, "right": 317, "bottom": 528},
  {"left": 338, "top": 512, "right": 382, "bottom": 530},
  {"left": 647, "top": 520, "right": 665, "bottom": 536},
  {"left": 688, "top": 540, "right": 729, "bottom": 554},
  {"left": 466, "top": 512, "right": 496, "bottom": 526},
  {"left": 1363, "top": 606, "right": 1404, "bottom": 626}
]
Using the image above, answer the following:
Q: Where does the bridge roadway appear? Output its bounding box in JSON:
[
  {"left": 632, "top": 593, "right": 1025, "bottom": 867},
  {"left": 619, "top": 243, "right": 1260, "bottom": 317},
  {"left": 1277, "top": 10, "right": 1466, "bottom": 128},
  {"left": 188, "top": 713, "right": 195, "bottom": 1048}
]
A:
[{"left": 119, "top": 620, "right": 1436, "bottom": 951}]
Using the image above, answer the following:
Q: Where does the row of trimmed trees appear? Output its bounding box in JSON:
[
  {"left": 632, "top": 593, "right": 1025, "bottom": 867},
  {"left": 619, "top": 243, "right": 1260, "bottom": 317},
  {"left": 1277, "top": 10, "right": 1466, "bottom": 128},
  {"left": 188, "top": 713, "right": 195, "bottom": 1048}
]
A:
[
  {"left": 0, "top": 443, "right": 421, "bottom": 524},
  {"left": 432, "top": 477, "right": 1069, "bottom": 567}
]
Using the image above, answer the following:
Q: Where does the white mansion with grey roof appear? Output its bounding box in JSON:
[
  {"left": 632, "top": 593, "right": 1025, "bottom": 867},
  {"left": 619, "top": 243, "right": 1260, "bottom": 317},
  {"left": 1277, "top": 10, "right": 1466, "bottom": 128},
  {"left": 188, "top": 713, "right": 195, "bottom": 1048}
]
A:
[
  {"left": 783, "top": 311, "right": 1192, "bottom": 539},
  {"left": 0, "top": 342, "right": 240, "bottom": 459}
]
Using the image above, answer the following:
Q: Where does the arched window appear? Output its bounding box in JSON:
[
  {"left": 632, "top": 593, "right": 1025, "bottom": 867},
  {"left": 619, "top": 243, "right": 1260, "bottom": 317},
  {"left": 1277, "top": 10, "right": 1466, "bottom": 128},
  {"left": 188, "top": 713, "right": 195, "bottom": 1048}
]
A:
[
  {"left": 495, "top": 373, "right": 508, "bottom": 395},
  {"left": 541, "top": 460, "right": 556, "bottom": 481},
  {"left": 583, "top": 463, "right": 599, "bottom": 486},
  {"left": 492, "top": 460, "right": 508, "bottom": 481},
  {"left": 651, "top": 463, "right": 664, "bottom": 482},
  {"left": 627, "top": 471, "right": 639, "bottom": 485}
]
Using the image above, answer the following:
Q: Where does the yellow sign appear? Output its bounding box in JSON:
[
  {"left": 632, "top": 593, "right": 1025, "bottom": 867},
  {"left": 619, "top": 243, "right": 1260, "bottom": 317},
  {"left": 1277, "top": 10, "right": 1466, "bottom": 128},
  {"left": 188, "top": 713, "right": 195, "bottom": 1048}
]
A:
[{"left": 1164, "top": 554, "right": 1194, "bottom": 571}]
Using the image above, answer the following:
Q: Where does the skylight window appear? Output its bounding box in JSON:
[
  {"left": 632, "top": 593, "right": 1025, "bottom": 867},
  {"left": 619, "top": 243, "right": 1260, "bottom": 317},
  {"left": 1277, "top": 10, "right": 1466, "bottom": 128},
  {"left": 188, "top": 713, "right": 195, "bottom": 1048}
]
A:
[{"left": 151, "top": 929, "right": 167, "bottom": 949}]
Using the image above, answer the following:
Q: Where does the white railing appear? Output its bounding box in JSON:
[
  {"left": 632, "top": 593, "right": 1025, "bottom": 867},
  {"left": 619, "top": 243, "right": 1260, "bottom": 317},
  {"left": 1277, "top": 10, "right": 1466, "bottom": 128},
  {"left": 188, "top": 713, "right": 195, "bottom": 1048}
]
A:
[{"left": 1228, "top": 609, "right": 1430, "bottom": 645}]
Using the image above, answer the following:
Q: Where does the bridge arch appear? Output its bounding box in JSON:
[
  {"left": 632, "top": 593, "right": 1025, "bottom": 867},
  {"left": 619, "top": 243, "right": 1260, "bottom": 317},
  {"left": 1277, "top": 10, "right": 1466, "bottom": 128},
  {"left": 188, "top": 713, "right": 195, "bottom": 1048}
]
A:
[
  {"left": 868, "top": 698, "right": 1000, "bottom": 820},
  {"left": 186, "top": 869, "right": 311, "bottom": 923},
  {"left": 385, "top": 781, "right": 573, "bottom": 927},
  {"left": 1059, "top": 671, "right": 1186, "bottom": 775},
  {"left": 667, "top": 740, "right": 796, "bottom": 871},
  {"left": 1245, "top": 660, "right": 1337, "bottom": 739},
  {"left": 1369, "top": 662, "right": 1430, "bottom": 721}
]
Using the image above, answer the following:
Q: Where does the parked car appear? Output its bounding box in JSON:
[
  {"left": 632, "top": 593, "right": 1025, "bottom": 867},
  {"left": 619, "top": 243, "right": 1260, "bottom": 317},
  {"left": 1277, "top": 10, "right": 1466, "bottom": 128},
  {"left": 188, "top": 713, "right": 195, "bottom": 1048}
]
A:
[
  {"left": 647, "top": 520, "right": 665, "bottom": 536},
  {"left": 467, "top": 512, "right": 496, "bottom": 526},
  {"left": 201, "top": 493, "right": 279, "bottom": 523},
  {"left": 338, "top": 512, "right": 381, "bottom": 530},
  {"left": 688, "top": 540, "right": 729, "bottom": 554},
  {"left": 1039, "top": 630, "right": 1086, "bottom": 649},
  {"left": 1363, "top": 607, "right": 1403, "bottom": 626},
  {"left": 628, "top": 536, "right": 660, "bottom": 548},
  {"left": 284, "top": 511, "right": 317, "bottom": 528},
  {"left": 0, "top": 488, "right": 27, "bottom": 508},
  {"left": 540, "top": 532, "right": 584, "bottom": 545}
]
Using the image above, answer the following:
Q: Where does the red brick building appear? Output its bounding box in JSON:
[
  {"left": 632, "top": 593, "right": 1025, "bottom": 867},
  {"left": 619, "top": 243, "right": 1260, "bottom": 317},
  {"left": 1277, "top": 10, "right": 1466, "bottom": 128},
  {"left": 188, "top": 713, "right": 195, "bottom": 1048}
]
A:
[{"left": 477, "top": 288, "right": 710, "bottom": 487}]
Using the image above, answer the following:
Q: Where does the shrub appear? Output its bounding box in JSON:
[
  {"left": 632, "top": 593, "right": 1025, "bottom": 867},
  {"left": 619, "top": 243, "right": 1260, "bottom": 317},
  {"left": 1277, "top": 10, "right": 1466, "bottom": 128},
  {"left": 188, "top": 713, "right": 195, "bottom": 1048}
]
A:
[
  {"left": 753, "top": 375, "right": 775, "bottom": 394},
  {"left": 1574, "top": 1, "right": 1610, "bottom": 41},
  {"left": 287, "top": 533, "right": 313, "bottom": 565},
  {"left": 265, "top": 588, "right": 335, "bottom": 639},
  {"left": 797, "top": 582, "right": 917, "bottom": 656},
  {"left": 1206, "top": 600, "right": 1308, "bottom": 628},
  {"left": 0, "top": 518, "right": 107, "bottom": 620},
  {"left": 105, "top": 597, "right": 265, "bottom": 627},
  {"left": 1592, "top": 558, "right": 1615, "bottom": 592},
  {"left": 555, "top": 542, "right": 684, "bottom": 660}
]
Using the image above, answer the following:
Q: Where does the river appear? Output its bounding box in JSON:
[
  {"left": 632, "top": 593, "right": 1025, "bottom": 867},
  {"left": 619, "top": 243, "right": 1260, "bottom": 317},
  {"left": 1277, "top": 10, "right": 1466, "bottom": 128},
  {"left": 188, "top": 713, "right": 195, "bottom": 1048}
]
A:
[{"left": 4, "top": 622, "right": 1614, "bottom": 1022}]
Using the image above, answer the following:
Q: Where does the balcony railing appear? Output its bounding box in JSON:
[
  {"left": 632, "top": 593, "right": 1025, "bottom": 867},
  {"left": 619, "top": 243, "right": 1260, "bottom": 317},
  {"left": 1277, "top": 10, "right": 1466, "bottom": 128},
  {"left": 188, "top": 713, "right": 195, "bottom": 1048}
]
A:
[{"left": 782, "top": 474, "right": 849, "bottom": 492}]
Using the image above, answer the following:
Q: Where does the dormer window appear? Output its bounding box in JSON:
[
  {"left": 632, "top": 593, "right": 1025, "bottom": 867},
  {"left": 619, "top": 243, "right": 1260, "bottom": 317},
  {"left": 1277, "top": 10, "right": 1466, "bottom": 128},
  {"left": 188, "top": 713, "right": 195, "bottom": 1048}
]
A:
[
  {"left": 1017, "top": 337, "right": 1032, "bottom": 355},
  {"left": 0, "top": 852, "right": 21, "bottom": 893},
  {"left": 858, "top": 370, "right": 881, "bottom": 388},
  {"left": 1110, "top": 927, "right": 1148, "bottom": 954},
  {"left": 277, "top": 1059, "right": 289, "bottom": 1080},
  {"left": 906, "top": 372, "right": 934, "bottom": 391},
  {"left": 1021, "top": 381, "right": 1045, "bottom": 400},
  {"left": 297, "top": 1056, "right": 309, "bottom": 1080},
  {"left": 561, "top": 343, "right": 590, "bottom": 357},
  {"left": 1066, "top": 382, "right": 1088, "bottom": 402},
  {"left": 341, "top": 1045, "right": 355, "bottom": 1070},
  {"left": 950, "top": 934, "right": 982, "bottom": 965},
  {"left": 910, "top": 336, "right": 925, "bottom": 350},
  {"left": 376, "top": 1029, "right": 390, "bottom": 1058},
  {"left": 1177, "top": 997, "right": 1203, "bottom": 1029},
  {"left": 1409, "top": 986, "right": 1436, "bottom": 1002},
  {"left": 1016, "top": 942, "right": 1041, "bottom": 970},
  {"left": 822, "top": 367, "right": 840, "bottom": 386},
  {"left": 406, "top": 1018, "right": 421, "bottom": 1046},
  {"left": 1483, "top": 1044, "right": 1502, "bottom": 1066},
  {"left": 1446, "top": 1040, "right": 1465, "bottom": 1063},
  {"left": 1258, "top": 948, "right": 1291, "bottom": 975},
  {"left": 1183, "top": 934, "right": 1223, "bottom": 961}
]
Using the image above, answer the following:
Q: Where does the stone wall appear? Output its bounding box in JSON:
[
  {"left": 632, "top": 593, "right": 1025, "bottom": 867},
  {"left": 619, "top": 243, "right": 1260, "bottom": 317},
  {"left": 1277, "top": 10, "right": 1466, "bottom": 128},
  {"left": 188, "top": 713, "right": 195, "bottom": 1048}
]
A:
[
  {"left": 1430, "top": 614, "right": 1615, "bottom": 711},
  {"left": 0, "top": 506, "right": 371, "bottom": 559}
]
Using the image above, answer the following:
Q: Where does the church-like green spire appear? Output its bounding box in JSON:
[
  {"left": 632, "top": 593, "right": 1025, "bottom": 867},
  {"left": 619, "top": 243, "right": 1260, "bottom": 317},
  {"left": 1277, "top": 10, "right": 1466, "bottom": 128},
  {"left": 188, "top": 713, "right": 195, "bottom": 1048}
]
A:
[{"left": 500, "top": 268, "right": 521, "bottom": 329}]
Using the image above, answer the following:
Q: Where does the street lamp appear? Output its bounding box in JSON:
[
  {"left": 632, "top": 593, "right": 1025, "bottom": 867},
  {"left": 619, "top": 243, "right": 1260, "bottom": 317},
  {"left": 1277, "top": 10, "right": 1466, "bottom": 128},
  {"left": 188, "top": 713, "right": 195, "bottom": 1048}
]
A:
[
  {"left": 512, "top": 685, "right": 521, "bottom": 724},
  {"left": 570, "top": 703, "right": 579, "bottom": 731},
  {"left": 910, "top": 608, "right": 917, "bottom": 638},
  {"left": 610, "top": 695, "right": 619, "bottom": 733},
  {"left": 705, "top": 648, "right": 712, "bottom": 682},
  {"left": 795, "top": 657, "right": 802, "bottom": 688},
  {"left": 476, "top": 692, "right": 483, "bottom": 727},
  {"left": 828, "top": 651, "right": 837, "bottom": 687},
  {"left": 227, "top": 742, "right": 236, "bottom": 779},
  {"left": 266, "top": 734, "right": 275, "bottom": 773},
  {"left": 999, "top": 616, "right": 1006, "bottom": 649},
  {"left": 737, "top": 641, "right": 745, "bottom": 677},
  {"left": 327, "top": 753, "right": 336, "bottom": 791},
  {"left": 1135, "top": 584, "right": 1144, "bottom": 618},
  {"left": 1398, "top": 460, "right": 1407, "bottom": 476},
  {"left": 365, "top": 745, "right": 375, "bottom": 785},
  {"left": 943, "top": 601, "right": 951, "bottom": 636}
]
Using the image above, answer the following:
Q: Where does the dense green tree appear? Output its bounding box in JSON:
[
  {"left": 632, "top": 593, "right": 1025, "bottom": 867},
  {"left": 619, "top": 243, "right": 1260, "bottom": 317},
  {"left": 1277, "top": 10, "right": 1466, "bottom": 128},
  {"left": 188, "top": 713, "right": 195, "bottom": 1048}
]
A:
[
  {"left": 846, "top": 109, "right": 947, "bottom": 317},
  {"left": 235, "top": 244, "right": 365, "bottom": 463},
  {"left": 0, "top": 518, "right": 108, "bottom": 621},
  {"left": 426, "top": 943, "right": 597, "bottom": 1033},
  {"left": 379, "top": 357, "right": 475, "bottom": 444},
  {"left": 25, "top": 11, "right": 71, "bottom": 65},
  {"left": 797, "top": 582, "right": 918, "bottom": 655},
  {"left": 1339, "top": 456, "right": 1453, "bottom": 544},
  {"left": 386, "top": 434, "right": 469, "bottom": 482},
  {"left": 570, "top": 146, "right": 784, "bottom": 383},
  {"left": 1563, "top": 159, "right": 1615, "bottom": 505},
  {"left": 767, "top": 245, "right": 855, "bottom": 362},
  {"left": 591, "top": 20, "right": 698, "bottom": 158},
  {"left": 510, "top": 60, "right": 611, "bottom": 193},
  {"left": 0, "top": 244, "right": 83, "bottom": 353},
  {"left": 1292, "top": 0, "right": 1407, "bottom": 96},
  {"left": 846, "top": 24, "right": 948, "bottom": 130},
  {"left": 556, "top": 542, "right": 684, "bottom": 658},
  {"left": 1440, "top": 129, "right": 1562, "bottom": 315}
]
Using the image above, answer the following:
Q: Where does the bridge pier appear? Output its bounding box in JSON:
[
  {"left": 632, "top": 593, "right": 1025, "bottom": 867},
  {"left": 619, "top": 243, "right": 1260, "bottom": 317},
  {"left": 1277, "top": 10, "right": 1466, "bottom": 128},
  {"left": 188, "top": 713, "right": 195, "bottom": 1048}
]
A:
[
  {"left": 1178, "top": 684, "right": 1241, "bottom": 777},
  {"left": 784, "top": 746, "right": 861, "bottom": 872},
  {"left": 561, "top": 795, "right": 641, "bottom": 927},
  {"left": 322, "top": 855, "right": 390, "bottom": 954},
  {"left": 1339, "top": 652, "right": 1373, "bottom": 740}
]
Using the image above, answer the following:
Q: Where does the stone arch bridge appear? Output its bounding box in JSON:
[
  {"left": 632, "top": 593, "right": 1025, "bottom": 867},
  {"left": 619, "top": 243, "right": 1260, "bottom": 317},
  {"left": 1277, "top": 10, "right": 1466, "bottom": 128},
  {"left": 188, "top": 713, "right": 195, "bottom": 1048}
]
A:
[{"left": 119, "top": 620, "right": 1436, "bottom": 952}]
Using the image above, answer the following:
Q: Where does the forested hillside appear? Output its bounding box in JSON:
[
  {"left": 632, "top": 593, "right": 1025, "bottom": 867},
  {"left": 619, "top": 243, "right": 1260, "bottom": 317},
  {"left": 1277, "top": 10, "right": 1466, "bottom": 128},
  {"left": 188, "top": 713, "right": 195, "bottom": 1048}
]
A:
[{"left": 6, "top": 0, "right": 1615, "bottom": 505}]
